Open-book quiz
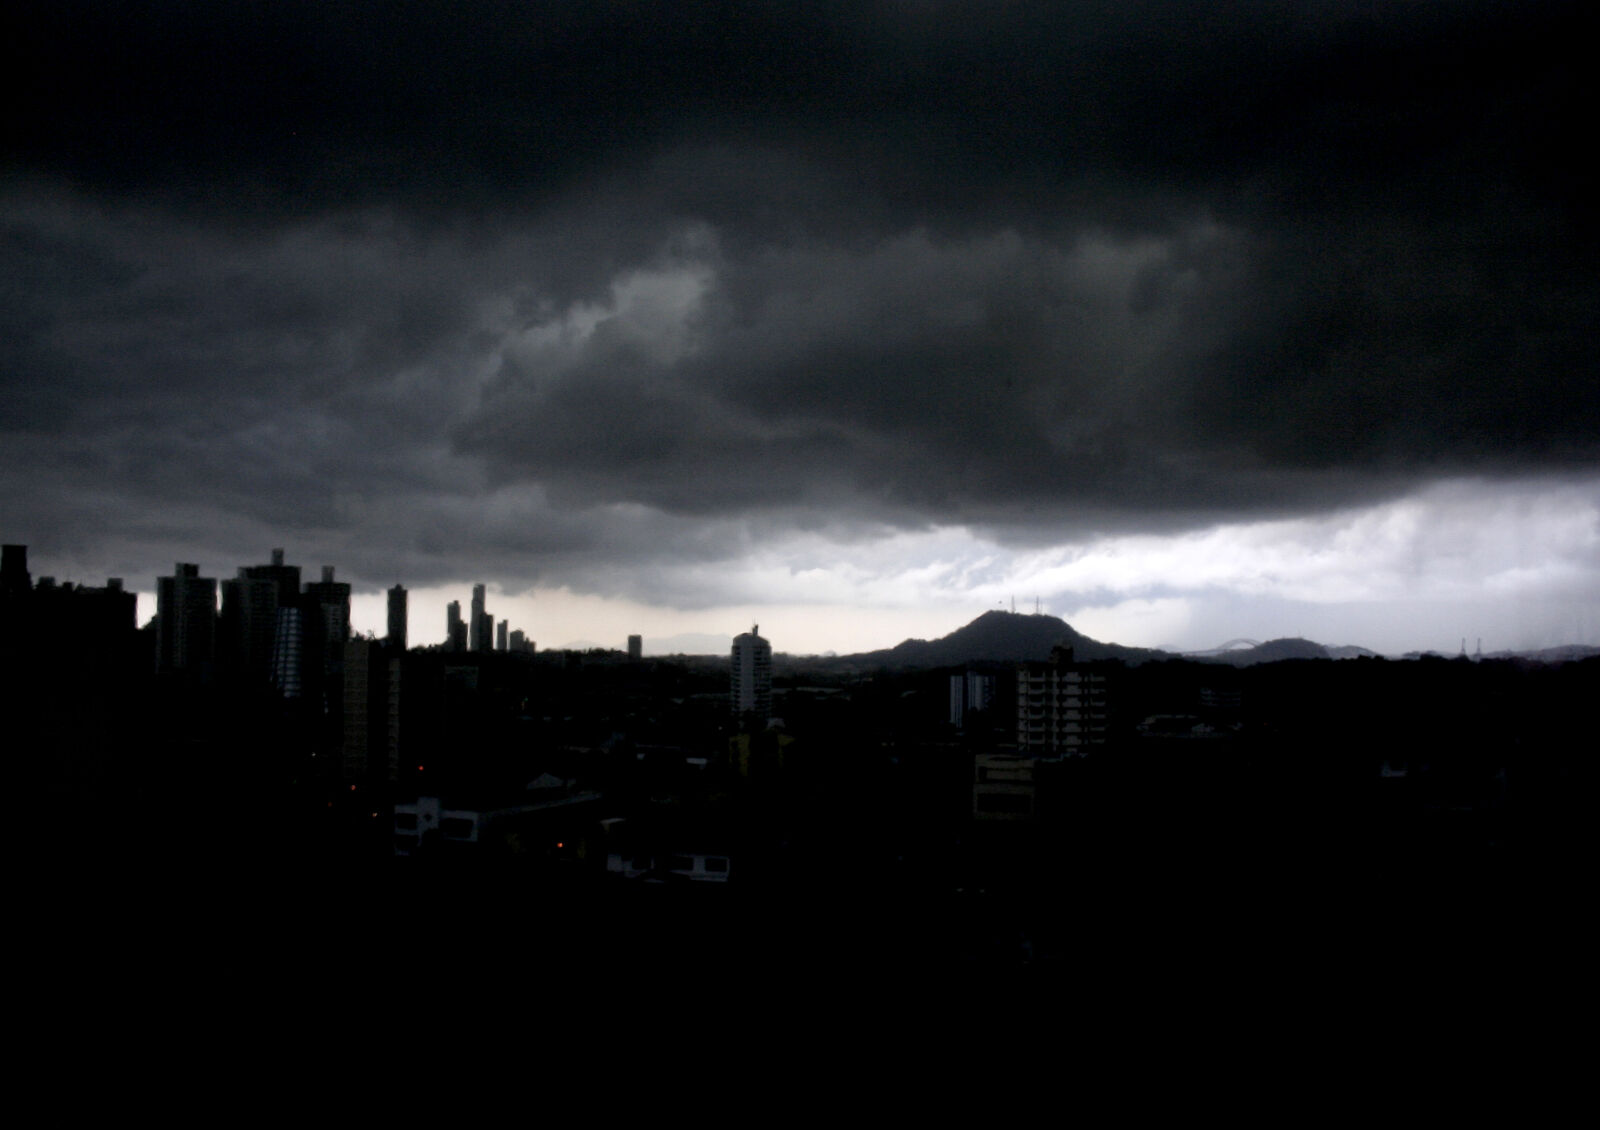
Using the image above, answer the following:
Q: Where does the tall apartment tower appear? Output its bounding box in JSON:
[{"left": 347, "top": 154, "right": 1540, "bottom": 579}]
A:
[
  {"left": 468, "top": 584, "right": 485, "bottom": 652},
  {"left": 272, "top": 605, "right": 303, "bottom": 697},
  {"left": 302, "top": 566, "right": 352, "bottom": 652},
  {"left": 731, "top": 624, "right": 772, "bottom": 723},
  {"left": 496, "top": 619, "right": 508, "bottom": 652},
  {"left": 220, "top": 572, "right": 280, "bottom": 684},
  {"left": 156, "top": 563, "right": 218, "bottom": 674},
  {"left": 387, "top": 584, "right": 408, "bottom": 652},
  {"left": 446, "top": 601, "right": 467, "bottom": 652},
  {"left": 628, "top": 634, "right": 642, "bottom": 661},
  {"left": 1016, "top": 646, "right": 1108, "bottom": 756},
  {"left": 243, "top": 548, "right": 301, "bottom": 606},
  {"left": 301, "top": 565, "right": 352, "bottom": 723},
  {"left": 237, "top": 548, "right": 302, "bottom": 690},
  {"left": 342, "top": 637, "right": 400, "bottom": 785}
]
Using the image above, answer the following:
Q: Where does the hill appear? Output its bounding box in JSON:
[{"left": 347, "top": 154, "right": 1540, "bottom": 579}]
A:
[
  {"left": 841, "top": 610, "right": 1166, "bottom": 668},
  {"left": 1200, "top": 637, "right": 1331, "bottom": 666}
]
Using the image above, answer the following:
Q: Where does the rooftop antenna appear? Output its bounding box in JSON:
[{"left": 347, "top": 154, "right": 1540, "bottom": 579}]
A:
[
  {"left": 1010, "top": 595, "right": 1016, "bottom": 614},
  {"left": 1034, "top": 596, "right": 1041, "bottom": 615}
]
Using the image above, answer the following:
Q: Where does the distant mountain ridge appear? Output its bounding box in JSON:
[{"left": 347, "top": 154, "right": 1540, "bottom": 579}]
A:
[
  {"left": 1194, "top": 637, "right": 1329, "bottom": 666},
  {"left": 846, "top": 610, "right": 1165, "bottom": 667},
  {"left": 593, "top": 609, "right": 1593, "bottom": 669},
  {"left": 832, "top": 616, "right": 1390, "bottom": 669}
]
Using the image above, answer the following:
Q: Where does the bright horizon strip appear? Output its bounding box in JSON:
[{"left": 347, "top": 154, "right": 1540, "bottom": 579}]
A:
[{"left": 121, "top": 473, "right": 1598, "bottom": 658}]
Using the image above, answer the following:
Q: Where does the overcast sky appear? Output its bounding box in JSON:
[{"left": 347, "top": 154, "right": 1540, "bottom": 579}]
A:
[{"left": 4, "top": 2, "right": 1594, "bottom": 655}]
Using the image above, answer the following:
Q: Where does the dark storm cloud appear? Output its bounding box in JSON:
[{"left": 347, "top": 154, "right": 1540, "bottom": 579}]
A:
[{"left": 2, "top": 1, "right": 1593, "bottom": 592}]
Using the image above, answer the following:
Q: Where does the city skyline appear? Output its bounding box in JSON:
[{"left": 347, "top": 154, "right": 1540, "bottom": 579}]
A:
[
  {"left": 4, "top": 4, "right": 1594, "bottom": 658},
  {"left": 12, "top": 538, "right": 1589, "bottom": 661}
]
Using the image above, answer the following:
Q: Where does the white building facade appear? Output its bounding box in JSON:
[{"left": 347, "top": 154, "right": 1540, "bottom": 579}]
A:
[{"left": 731, "top": 624, "right": 773, "bottom": 722}]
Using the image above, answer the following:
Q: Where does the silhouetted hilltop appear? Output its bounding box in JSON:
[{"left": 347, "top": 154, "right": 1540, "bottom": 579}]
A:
[
  {"left": 846, "top": 610, "right": 1165, "bottom": 668},
  {"left": 1202, "top": 637, "right": 1330, "bottom": 666}
]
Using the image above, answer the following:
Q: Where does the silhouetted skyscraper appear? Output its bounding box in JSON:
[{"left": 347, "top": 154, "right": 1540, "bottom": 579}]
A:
[
  {"left": 1, "top": 544, "right": 30, "bottom": 602},
  {"left": 731, "top": 624, "right": 772, "bottom": 723},
  {"left": 157, "top": 563, "right": 217, "bottom": 675},
  {"left": 496, "top": 619, "right": 508, "bottom": 652},
  {"left": 301, "top": 565, "right": 352, "bottom": 725},
  {"left": 220, "top": 572, "right": 279, "bottom": 684},
  {"left": 0, "top": 544, "right": 32, "bottom": 646},
  {"left": 303, "top": 566, "right": 351, "bottom": 649},
  {"left": 242, "top": 548, "right": 301, "bottom": 606},
  {"left": 387, "top": 584, "right": 408, "bottom": 651},
  {"left": 628, "top": 634, "right": 642, "bottom": 661},
  {"left": 342, "top": 637, "right": 400, "bottom": 785},
  {"left": 224, "top": 548, "right": 303, "bottom": 691},
  {"left": 470, "top": 584, "right": 493, "bottom": 653},
  {"left": 446, "top": 601, "right": 466, "bottom": 652}
]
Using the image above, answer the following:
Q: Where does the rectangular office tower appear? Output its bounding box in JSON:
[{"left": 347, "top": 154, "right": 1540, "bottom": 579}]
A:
[
  {"left": 220, "top": 573, "right": 279, "bottom": 684},
  {"left": 157, "top": 563, "right": 217, "bottom": 675},
  {"left": 470, "top": 584, "right": 489, "bottom": 652},
  {"left": 387, "top": 584, "right": 407, "bottom": 651},
  {"left": 446, "top": 601, "right": 466, "bottom": 652},
  {"left": 342, "top": 637, "right": 400, "bottom": 785}
]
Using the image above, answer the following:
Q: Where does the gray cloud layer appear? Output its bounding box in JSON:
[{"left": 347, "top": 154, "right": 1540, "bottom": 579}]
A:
[{"left": 3, "top": 2, "right": 1593, "bottom": 597}]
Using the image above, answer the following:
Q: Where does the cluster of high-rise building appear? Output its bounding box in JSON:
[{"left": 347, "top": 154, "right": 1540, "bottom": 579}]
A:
[
  {"left": 445, "top": 582, "right": 534, "bottom": 655},
  {"left": 147, "top": 551, "right": 371, "bottom": 706},
  {"left": 4, "top": 545, "right": 679, "bottom": 719},
  {"left": 136, "top": 549, "right": 542, "bottom": 679}
]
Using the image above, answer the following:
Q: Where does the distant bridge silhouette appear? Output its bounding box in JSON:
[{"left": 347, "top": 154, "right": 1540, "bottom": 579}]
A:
[{"left": 1176, "top": 638, "right": 1263, "bottom": 657}]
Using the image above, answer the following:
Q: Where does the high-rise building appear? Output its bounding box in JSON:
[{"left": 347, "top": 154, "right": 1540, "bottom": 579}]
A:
[
  {"left": 1016, "top": 646, "right": 1108, "bottom": 755},
  {"left": 470, "top": 584, "right": 488, "bottom": 653},
  {"left": 628, "top": 634, "right": 642, "bottom": 661},
  {"left": 342, "top": 637, "right": 400, "bottom": 785},
  {"left": 272, "top": 605, "right": 303, "bottom": 697},
  {"left": 731, "top": 624, "right": 772, "bottom": 724},
  {"left": 496, "top": 619, "right": 508, "bottom": 652},
  {"left": 156, "top": 563, "right": 217, "bottom": 675},
  {"left": 387, "top": 584, "right": 408, "bottom": 652},
  {"left": 220, "top": 573, "right": 279, "bottom": 684},
  {"left": 1, "top": 544, "right": 31, "bottom": 602},
  {"left": 0, "top": 544, "right": 32, "bottom": 651},
  {"left": 301, "top": 565, "right": 352, "bottom": 725},
  {"left": 242, "top": 548, "right": 301, "bottom": 606},
  {"left": 302, "top": 566, "right": 351, "bottom": 654},
  {"left": 234, "top": 548, "right": 303, "bottom": 692},
  {"left": 446, "top": 601, "right": 467, "bottom": 652}
]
